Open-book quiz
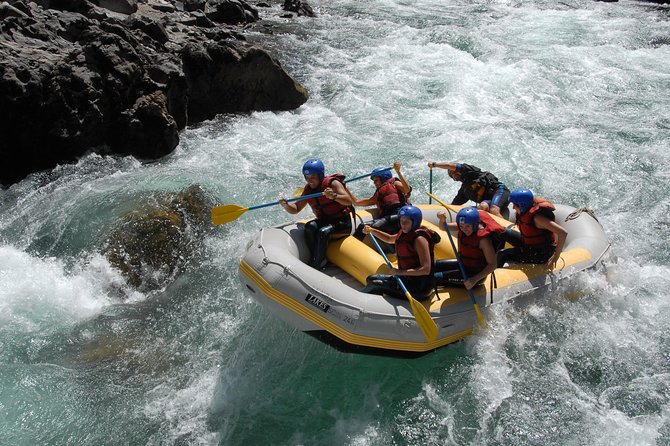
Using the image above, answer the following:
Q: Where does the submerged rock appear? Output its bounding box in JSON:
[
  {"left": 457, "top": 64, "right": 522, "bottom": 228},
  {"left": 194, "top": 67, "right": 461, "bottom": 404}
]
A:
[
  {"left": 101, "top": 184, "right": 215, "bottom": 293},
  {"left": 0, "top": 0, "right": 309, "bottom": 186}
]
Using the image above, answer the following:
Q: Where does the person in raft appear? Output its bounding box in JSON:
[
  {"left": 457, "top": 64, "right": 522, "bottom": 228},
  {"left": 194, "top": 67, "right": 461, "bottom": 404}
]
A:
[
  {"left": 350, "top": 161, "right": 412, "bottom": 240},
  {"left": 279, "top": 158, "right": 353, "bottom": 269},
  {"left": 435, "top": 207, "right": 505, "bottom": 290},
  {"left": 497, "top": 188, "right": 568, "bottom": 268},
  {"left": 359, "top": 205, "right": 440, "bottom": 301},
  {"left": 427, "top": 161, "right": 510, "bottom": 218}
]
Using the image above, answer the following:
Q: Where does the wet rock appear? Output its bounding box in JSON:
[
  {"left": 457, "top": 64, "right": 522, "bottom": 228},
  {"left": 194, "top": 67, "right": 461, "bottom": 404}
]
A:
[
  {"left": 283, "top": 0, "right": 314, "bottom": 17},
  {"left": 0, "top": 0, "right": 309, "bottom": 186},
  {"left": 182, "top": 41, "right": 309, "bottom": 122},
  {"left": 94, "top": 0, "right": 138, "bottom": 14},
  {"left": 206, "top": 0, "right": 258, "bottom": 24},
  {"left": 101, "top": 185, "right": 215, "bottom": 293}
]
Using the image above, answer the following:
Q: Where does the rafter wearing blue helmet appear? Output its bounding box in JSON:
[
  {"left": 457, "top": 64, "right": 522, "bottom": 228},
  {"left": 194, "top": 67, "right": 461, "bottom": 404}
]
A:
[
  {"left": 351, "top": 162, "right": 412, "bottom": 246},
  {"left": 435, "top": 207, "right": 505, "bottom": 290},
  {"left": 498, "top": 188, "right": 568, "bottom": 269},
  {"left": 360, "top": 205, "right": 440, "bottom": 301},
  {"left": 280, "top": 159, "right": 353, "bottom": 269}
]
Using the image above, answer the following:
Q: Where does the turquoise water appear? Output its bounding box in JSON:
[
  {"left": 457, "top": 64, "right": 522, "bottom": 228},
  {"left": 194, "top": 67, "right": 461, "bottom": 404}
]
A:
[{"left": 1, "top": 0, "right": 670, "bottom": 444}]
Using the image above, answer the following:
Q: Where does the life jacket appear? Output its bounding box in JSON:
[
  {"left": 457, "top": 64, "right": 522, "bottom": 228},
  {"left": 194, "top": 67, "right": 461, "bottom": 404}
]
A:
[
  {"left": 303, "top": 174, "right": 351, "bottom": 223},
  {"left": 458, "top": 210, "right": 506, "bottom": 270},
  {"left": 374, "top": 177, "right": 407, "bottom": 217},
  {"left": 395, "top": 227, "right": 441, "bottom": 276},
  {"left": 463, "top": 171, "right": 501, "bottom": 203},
  {"left": 516, "top": 198, "right": 556, "bottom": 248}
]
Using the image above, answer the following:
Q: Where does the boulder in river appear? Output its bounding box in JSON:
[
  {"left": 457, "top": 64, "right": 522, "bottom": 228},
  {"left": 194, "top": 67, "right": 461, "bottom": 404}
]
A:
[{"left": 101, "top": 184, "right": 215, "bottom": 293}]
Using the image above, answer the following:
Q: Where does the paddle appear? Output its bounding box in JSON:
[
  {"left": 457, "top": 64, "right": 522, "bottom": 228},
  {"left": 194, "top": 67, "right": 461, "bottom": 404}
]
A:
[
  {"left": 290, "top": 167, "right": 391, "bottom": 198},
  {"left": 426, "top": 192, "right": 487, "bottom": 328},
  {"left": 346, "top": 166, "right": 393, "bottom": 184},
  {"left": 214, "top": 167, "right": 392, "bottom": 224},
  {"left": 368, "top": 232, "right": 439, "bottom": 342},
  {"left": 429, "top": 166, "right": 433, "bottom": 204},
  {"left": 211, "top": 192, "right": 325, "bottom": 225}
]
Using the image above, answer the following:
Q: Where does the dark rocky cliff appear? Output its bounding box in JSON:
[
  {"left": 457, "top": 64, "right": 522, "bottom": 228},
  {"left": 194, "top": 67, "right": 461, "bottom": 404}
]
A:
[{"left": 0, "top": 0, "right": 310, "bottom": 185}]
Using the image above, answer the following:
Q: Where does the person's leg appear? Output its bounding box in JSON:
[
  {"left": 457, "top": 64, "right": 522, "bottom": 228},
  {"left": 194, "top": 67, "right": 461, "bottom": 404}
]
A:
[
  {"left": 353, "top": 222, "right": 366, "bottom": 240},
  {"left": 497, "top": 246, "right": 520, "bottom": 267},
  {"left": 490, "top": 186, "right": 510, "bottom": 218},
  {"left": 374, "top": 214, "right": 400, "bottom": 234},
  {"left": 303, "top": 220, "right": 319, "bottom": 263},
  {"left": 520, "top": 246, "right": 554, "bottom": 264},
  {"left": 498, "top": 245, "right": 554, "bottom": 266},
  {"left": 360, "top": 274, "right": 404, "bottom": 298},
  {"left": 434, "top": 259, "right": 465, "bottom": 286},
  {"left": 501, "top": 227, "right": 522, "bottom": 247},
  {"left": 311, "top": 217, "right": 352, "bottom": 269},
  {"left": 434, "top": 259, "right": 484, "bottom": 287},
  {"left": 311, "top": 222, "right": 334, "bottom": 268},
  {"left": 403, "top": 276, "right": 434, "bottom": 301}
]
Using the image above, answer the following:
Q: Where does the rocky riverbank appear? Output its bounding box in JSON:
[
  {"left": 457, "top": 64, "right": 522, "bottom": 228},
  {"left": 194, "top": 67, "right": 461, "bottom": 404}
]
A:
[{"left": 0, "top": 0, "right": 312, "bottom": 186}]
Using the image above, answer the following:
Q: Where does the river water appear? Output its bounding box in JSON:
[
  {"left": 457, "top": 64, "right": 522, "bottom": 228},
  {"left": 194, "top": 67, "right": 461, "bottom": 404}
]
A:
[{"left": 1, "top": 0, "right": 669, "bottom": 444}]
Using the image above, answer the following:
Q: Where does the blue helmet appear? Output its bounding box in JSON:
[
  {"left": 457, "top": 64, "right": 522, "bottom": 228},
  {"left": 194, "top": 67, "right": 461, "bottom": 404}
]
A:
[
  {"left": 510, "top": 188, "right": 534, "bottom": 214},
  {"left": 398, "top": 205, "right": 422, "bottom": 230},
  {"left": 456, "top": 207, "right": 479, "bottom": 231},
  {"left": 370, "top": 167, "right": 392, "bottom": 183},
  {"left": 302, "top": 159, "right": 324, "bottom": 180}
]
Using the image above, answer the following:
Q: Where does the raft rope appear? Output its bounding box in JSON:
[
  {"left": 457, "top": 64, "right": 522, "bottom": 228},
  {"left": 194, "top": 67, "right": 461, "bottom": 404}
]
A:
[{"left": 565, "top": 207, "right": 599, "bottom": 223}]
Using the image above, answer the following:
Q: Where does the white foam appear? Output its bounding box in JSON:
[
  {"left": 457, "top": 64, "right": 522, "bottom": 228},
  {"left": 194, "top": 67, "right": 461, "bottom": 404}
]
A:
[{"left": 0, "top": 246, "right": 128, "bottom": 332}]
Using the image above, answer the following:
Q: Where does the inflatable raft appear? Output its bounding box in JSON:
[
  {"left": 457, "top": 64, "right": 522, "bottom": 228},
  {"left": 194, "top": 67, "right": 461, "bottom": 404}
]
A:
[{"left": 238, "top": 204, "right": 610, "bottom": 356}]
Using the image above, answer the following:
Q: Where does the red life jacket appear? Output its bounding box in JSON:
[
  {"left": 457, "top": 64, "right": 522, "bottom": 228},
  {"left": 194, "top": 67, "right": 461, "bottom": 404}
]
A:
[
  {"left": 458, "top": 210, "right": 506, "bottom": 270},
  {"left": 516, "top": 198, "right": 556, "bottom": 248},
  {"left": 374, "top": 177, "right": 407, "bottom": 216},
  {"left": 395, "top": 227, "right": 440, "bottom": 276},
  {"left": 304, "top": 174, "right": 351, "bottom": 223}
]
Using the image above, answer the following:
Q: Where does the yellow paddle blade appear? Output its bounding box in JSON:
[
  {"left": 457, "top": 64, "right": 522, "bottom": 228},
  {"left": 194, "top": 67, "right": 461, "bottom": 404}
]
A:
[
  {"left": 211, "top": 204, "right": 249, "bottom": 225},
  {"left": 291, "top": 187, "right": 304, "bottom": 198},
  {"left": 473, "top": 303, "right": 488, "bottom": 329},
  {"left": 406, "top": 291, "right": 439, "bottom": 342}
]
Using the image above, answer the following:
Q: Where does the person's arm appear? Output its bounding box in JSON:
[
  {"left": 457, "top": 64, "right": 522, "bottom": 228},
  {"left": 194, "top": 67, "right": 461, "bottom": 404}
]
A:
[
  {"left": 534, "top": 214, "right": 568, "bottom": 268},
  {"left": 428, "top": 161, "right": 458, "bottom": 172},
  {"left": 437, "top": 211, "right": 457, "bottom": 232},
  {"left": 463, "top": 237, "right": 497, "bottom": 290},
  {"left": 279, "top": 192, "right": 309, "bottom": 214},
  {"left": 393, "top": 161, "right": 411, "bottom": 195},
  {"left": 390, "top": 236, "right": 431, "bottom": 277},
  {"left": 348, "top": 190, "right": 376, "bottom": 207},
  {"left": 324, "top": 180, "right": 353, "bottom": 206},
  {"left": 362, "top": 225, "right": 396, "bottom": 244}
]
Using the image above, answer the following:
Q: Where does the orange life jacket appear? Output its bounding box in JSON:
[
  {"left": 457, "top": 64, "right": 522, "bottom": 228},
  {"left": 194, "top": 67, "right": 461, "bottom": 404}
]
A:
[
  {"left": 516, "top": 198, "right": 556, "bottom": 248},
  {"left": 458, "top": 210, "right": 506, "bottom": 270},
  {"left": 304, "top": 174, "right": 351, "bottom": 223},
  {"left": 395, "top": 227, "right": 440, "bottom": 275}
]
